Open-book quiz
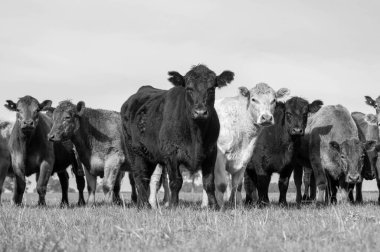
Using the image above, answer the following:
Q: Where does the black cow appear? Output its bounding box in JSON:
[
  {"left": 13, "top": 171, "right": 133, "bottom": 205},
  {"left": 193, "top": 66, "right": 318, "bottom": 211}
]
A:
[
  {"left": 5, "top": 96, "right": 85, "bottom": 206},
  {"left": 244, "top": 97, "right": 323, "bottom": 206},
  {"left": 121, "top": 64, "right": 234, "bottom": 209}
]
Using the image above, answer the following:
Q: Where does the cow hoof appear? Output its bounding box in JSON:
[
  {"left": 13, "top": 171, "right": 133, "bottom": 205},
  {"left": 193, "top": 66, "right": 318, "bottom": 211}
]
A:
[
  {"left": 296, "top": 203, "right": 301, "bottom": 209},
  {"left": 38, "top": 201, "right": 46, "bottom": 207},
  {"left": 208, "top": 203, "right": 220, "bottom": 211},
  {"left": 279, "top": 201, "right": 288, "bottom": 208},
  {"left": 77, "top": 199, "right": 86, "bottom": 207},
  {"left": 60, "top": 202, "right": 69, "bottom": 208}
]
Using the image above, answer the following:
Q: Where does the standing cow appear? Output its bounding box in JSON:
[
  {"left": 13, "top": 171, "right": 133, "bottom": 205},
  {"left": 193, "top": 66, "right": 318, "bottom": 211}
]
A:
[
  {"left": 244, "top": 97, "right": 323, "bottom": 206},
  {"left": 205, "top": 83, "right": 290, "bottom": 207},
  {"left": 5, "top": 96, "right": 85, "bottom": 206},
  {"left": 350, "top": 112, "right": 379, "bottom": 203},
  {"left": 293, "top": 105, "right": 367, "bottom": 205},
  {"left": 47, "top": 101, "right": 137, "bottom": 205},
  {"left": 121, "top": 64, "right": 234, "bottom": 209},
  {"left": 0, "top": 121, "right": 13, "bottom": 204}
]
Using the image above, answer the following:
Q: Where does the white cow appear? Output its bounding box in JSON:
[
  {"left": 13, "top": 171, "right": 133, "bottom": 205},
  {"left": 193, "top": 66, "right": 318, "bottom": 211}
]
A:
[
  {"left": 149, "top": 83, "right": 289, "bottom": 209},
  {"left": 203, "top": 83, "right": 290, "bottom": 207}
]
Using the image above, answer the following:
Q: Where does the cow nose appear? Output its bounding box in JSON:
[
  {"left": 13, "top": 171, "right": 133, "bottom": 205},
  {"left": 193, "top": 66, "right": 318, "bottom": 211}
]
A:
[
  {"left": 291, "top": 128, "right": 304, "bottom": 135},
  {"left": 48, "top": 134, "right": 55, "bottom": 142},
  {"left": 260, "top": 114, "right": 273, "bottom": 124},
  {"left": 22, "top": 120, "right": 34, "bottom": 127},
  {"left": 348, "top": 174, "right": 360, "bottom": 183},
  {"left": 193, "top": 109, "right": 208, "bottom": 118}
]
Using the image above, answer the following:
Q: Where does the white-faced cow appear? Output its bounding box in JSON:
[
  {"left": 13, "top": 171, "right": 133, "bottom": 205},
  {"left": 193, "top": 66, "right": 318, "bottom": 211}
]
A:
[
  {"left": 202, "top": 83, "right": 290, "bottom": 207},
  {"left": 244, "top": 97, "right": 323, "bottom": 207},
  {"left": 293, "top": 105, "right": 367, "bottom": 205},
  {"left": 47, "top": 101, "right": 137, "bottom": 205},
  {"left": 121, "top": 64, "right": 234, "bottom": 209},
  {"left": 5, "top": 96, "right": 85, "bottom": 206}
]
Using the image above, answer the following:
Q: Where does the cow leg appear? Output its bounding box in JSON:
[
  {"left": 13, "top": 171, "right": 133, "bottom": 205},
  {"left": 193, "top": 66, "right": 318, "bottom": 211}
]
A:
[
  {"left": 310, "top": 172, "right": 316, "bottom": 200},
  {"left": 103, "top": 155, "right": 122, "bottom": 204},
  {"left": 355, "top": 182, "right": 363, "bottom": 204},
  {"left": 211, "top": 149, "right": 227, "bottom": 208},
  {"left": 129, "top": 173, "right": 137, "bottom": 204},
  {"left": 13, "top": 175, "right": 26, "bottom": 206},
  {"left": 330, "top": 177, "right": 338, "bottom": 205},
  {"left": 74, "top": 172, "right": 86, "bottom": 206},
  {"left": 278, "top": 167, "right": 293, "bottom": 207},
  {"left": 201, "top": 149, "right": 219, "bottom": 210},
  {"left": 112, "top": 171, "right": 124, "bottom": 205},
  {"left": 0, "top": 161, "right": 9, "bottom": 205},
  {"left": 166, "top": 159, "right": 182, "bottom": 208},
  {"left": 162, "top": 169, "right": 170, "bottom": 207},
  {"left": 37, "top": 160, "right": 54, "bottom": 206},
  {"left": 377, "top": 176, "right": 380, "bottom": 205},
  {"left": 293, "top": 164, "right": 303, "bottom": 207},
  {"left": 256, "top": 174, "right": 271, "bottom": 207},
  {"left": 133, "top": 156, "right": 153, "bottom": 209},
  {"left": 302, "top": 166, "right": 313, "bottom": 201},
  {"left": 57, "top": 171, "right": 69, "bottom": 207},
  {"left": 347, "top": 184, "right": 355, "bottom": 203},
  {"left": 84, "top": 168, "right": 97, "bottom": 206},
  {"left": 228, "top": 168, "right": 245, "bottom": 207},
  {"left": 244, "top": 168, "right": 258, "bottom": 206},
  {"left": 149, "top": 164, "right": 163, "bottom": 209}
]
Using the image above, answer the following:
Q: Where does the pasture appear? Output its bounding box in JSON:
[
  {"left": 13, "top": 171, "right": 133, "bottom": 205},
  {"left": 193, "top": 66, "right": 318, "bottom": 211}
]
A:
[{"left": 1, "top": 192, "right": 380, "bottom": 252}]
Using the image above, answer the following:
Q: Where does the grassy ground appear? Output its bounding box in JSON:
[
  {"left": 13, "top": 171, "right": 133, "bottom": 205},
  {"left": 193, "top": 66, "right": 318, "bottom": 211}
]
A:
[{"left": 1, "top": 192, "right": 380, "bottom": 252}]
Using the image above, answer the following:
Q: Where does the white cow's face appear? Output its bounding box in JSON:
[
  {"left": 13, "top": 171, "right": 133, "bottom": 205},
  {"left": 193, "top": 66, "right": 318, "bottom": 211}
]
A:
[{"left": 239, "top": 83, "right": 290, "bottom": 126}]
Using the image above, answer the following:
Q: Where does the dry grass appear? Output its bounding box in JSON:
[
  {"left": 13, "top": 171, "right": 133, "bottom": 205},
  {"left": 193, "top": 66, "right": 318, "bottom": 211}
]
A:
[{"left": 0, "top": 192, "right": 380, "bottom": 252}]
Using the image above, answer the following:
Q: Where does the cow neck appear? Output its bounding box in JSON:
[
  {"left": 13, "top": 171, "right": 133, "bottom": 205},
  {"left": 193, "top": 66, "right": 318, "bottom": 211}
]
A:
[
  {"left": 71, "top": 112, "right": 92, "bottom": 163},
  {"left": 185, "top": 107, "right": 211, "bottom": 147},
  {"left": 14, "top": 114, "right": 48, "bottom": 160}
]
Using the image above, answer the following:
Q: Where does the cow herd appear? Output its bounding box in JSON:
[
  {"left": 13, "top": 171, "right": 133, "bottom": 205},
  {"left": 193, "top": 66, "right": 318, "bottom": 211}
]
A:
[{"left": 0, "top": 64, "right": 380, "bottom": 210}]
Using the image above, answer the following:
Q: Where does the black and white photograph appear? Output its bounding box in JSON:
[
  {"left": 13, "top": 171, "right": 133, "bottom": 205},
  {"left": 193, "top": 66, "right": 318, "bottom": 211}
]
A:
[{"left": 0, "top": 0, "right": 380, "bottom": 251}]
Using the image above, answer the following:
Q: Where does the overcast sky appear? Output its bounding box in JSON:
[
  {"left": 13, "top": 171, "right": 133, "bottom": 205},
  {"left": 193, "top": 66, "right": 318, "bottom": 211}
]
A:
[{"left": 1, "top": 0, "right": 379, "bottom": 193}]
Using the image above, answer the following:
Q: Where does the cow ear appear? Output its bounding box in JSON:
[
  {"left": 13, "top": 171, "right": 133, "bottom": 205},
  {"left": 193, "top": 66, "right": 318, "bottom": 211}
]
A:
[
  {"left": 365, "top": 140, "right": 377, "bottom": 150},
  {"left": 275, "top": 88, "right": 290, "bottom": 99},
  {"left": 308, "top": 100, "right": 323, "bottom": 113},
  {"left": 38, "top": 100, "right": 52, "bottom": 112},
  {"left": 168, "top": 71, "right": 185, "bottom": 87},
  {"left": 4, "top": 100, "right": 18, "bottom": 112},
  {"left": 365, "top": 96, "right": 377, "bottom": 108},
  {"left": 216, "top": 71, "right": 234, "bottom": 88},
  {"left": 329, "top": 141, "right": 340, "bottom": 152},
  {"left": 76, "top": 101, "right": 85, "bottom": 117},
  {"left": 238, "top": 87, "right": 250, "bottom": 97}
]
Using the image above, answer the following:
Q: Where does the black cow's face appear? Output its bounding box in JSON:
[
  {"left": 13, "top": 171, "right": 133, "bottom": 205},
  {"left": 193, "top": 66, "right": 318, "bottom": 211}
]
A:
[
  {"left": 47, "top": 101, "right": 85, "bottom": 142},
  {"left": 283, "top": 97, "right": 323, "bottom": 136},
  {"left": 168, "top": 65, "right": 234, "bottom": 121},
  {"left": 329, "top": 139, "right": 366, "bottom": 184},
  {"left": 4, "top": 96, "right": 52, "bottom": 136},
  {"left": 362, "top": 141, "right": 379, "bottom": 180}
]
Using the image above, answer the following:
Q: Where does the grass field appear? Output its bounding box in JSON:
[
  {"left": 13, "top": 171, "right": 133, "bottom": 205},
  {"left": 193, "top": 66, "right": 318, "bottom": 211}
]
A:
[{"left": 1, "top": 192, "right": 380, "bottom": 252}]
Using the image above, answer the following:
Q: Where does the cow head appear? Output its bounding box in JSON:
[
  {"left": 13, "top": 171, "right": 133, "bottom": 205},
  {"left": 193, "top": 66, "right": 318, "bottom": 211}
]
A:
[
  {"left": 329, "top": 139, "right": 366, "bottom": 184},
  {"left": 239, "top": 83, "right": 290, "bottom": 126},
  {"left": 362, "top": 141, "right": 379, "bottom": 180},
  {"left": 365, "top": 96, "right": 380, "bottom": 128},
  {"left": 281, "top": 97, "right": 323, "bottom": 136},
  {"left": 168, "top": 64, "right": 234, "bottom": 121},
  {"left": 47, "top": 100, "right": 85, "bottom": 142},
  {"left": 4, "top": 96, "right": 52, "bottom": 136}
]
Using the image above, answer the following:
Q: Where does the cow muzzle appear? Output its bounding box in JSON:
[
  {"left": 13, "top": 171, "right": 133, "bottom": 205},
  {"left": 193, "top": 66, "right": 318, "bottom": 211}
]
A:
[
  {"left": 48, "top": 133, "right": 61, "bottom": 142},
  {"left": 192, "top": 108, "right": 209, "bottom": 120},
  {"left": 291, "top": 127, "right": 304, "bottom": 136},
  {"left": 258, "top": 114, "right": 274, "bottom": 126},
  {"left": 346, "top": 173, "right": 361, "bottom": 184}
]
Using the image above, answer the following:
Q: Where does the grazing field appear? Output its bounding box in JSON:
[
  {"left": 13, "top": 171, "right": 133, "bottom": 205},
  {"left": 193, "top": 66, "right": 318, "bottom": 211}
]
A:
[{"left": 1, "top": 192, "right": 380, "bottom": 252}]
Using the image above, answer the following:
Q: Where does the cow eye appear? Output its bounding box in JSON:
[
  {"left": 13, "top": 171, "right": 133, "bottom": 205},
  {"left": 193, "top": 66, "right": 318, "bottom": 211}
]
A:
[
  {"left": 341, "top": 154, "right": 345, "bottom": 159},
  {"left": 64, "top": 116, "right": 71, "bottom": 120},
  {"left": 270, "top": 99, "right": 276, "bottom": 104},
  {"left": 251, "top": 98, "right": 257, "bottom": 103}
]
